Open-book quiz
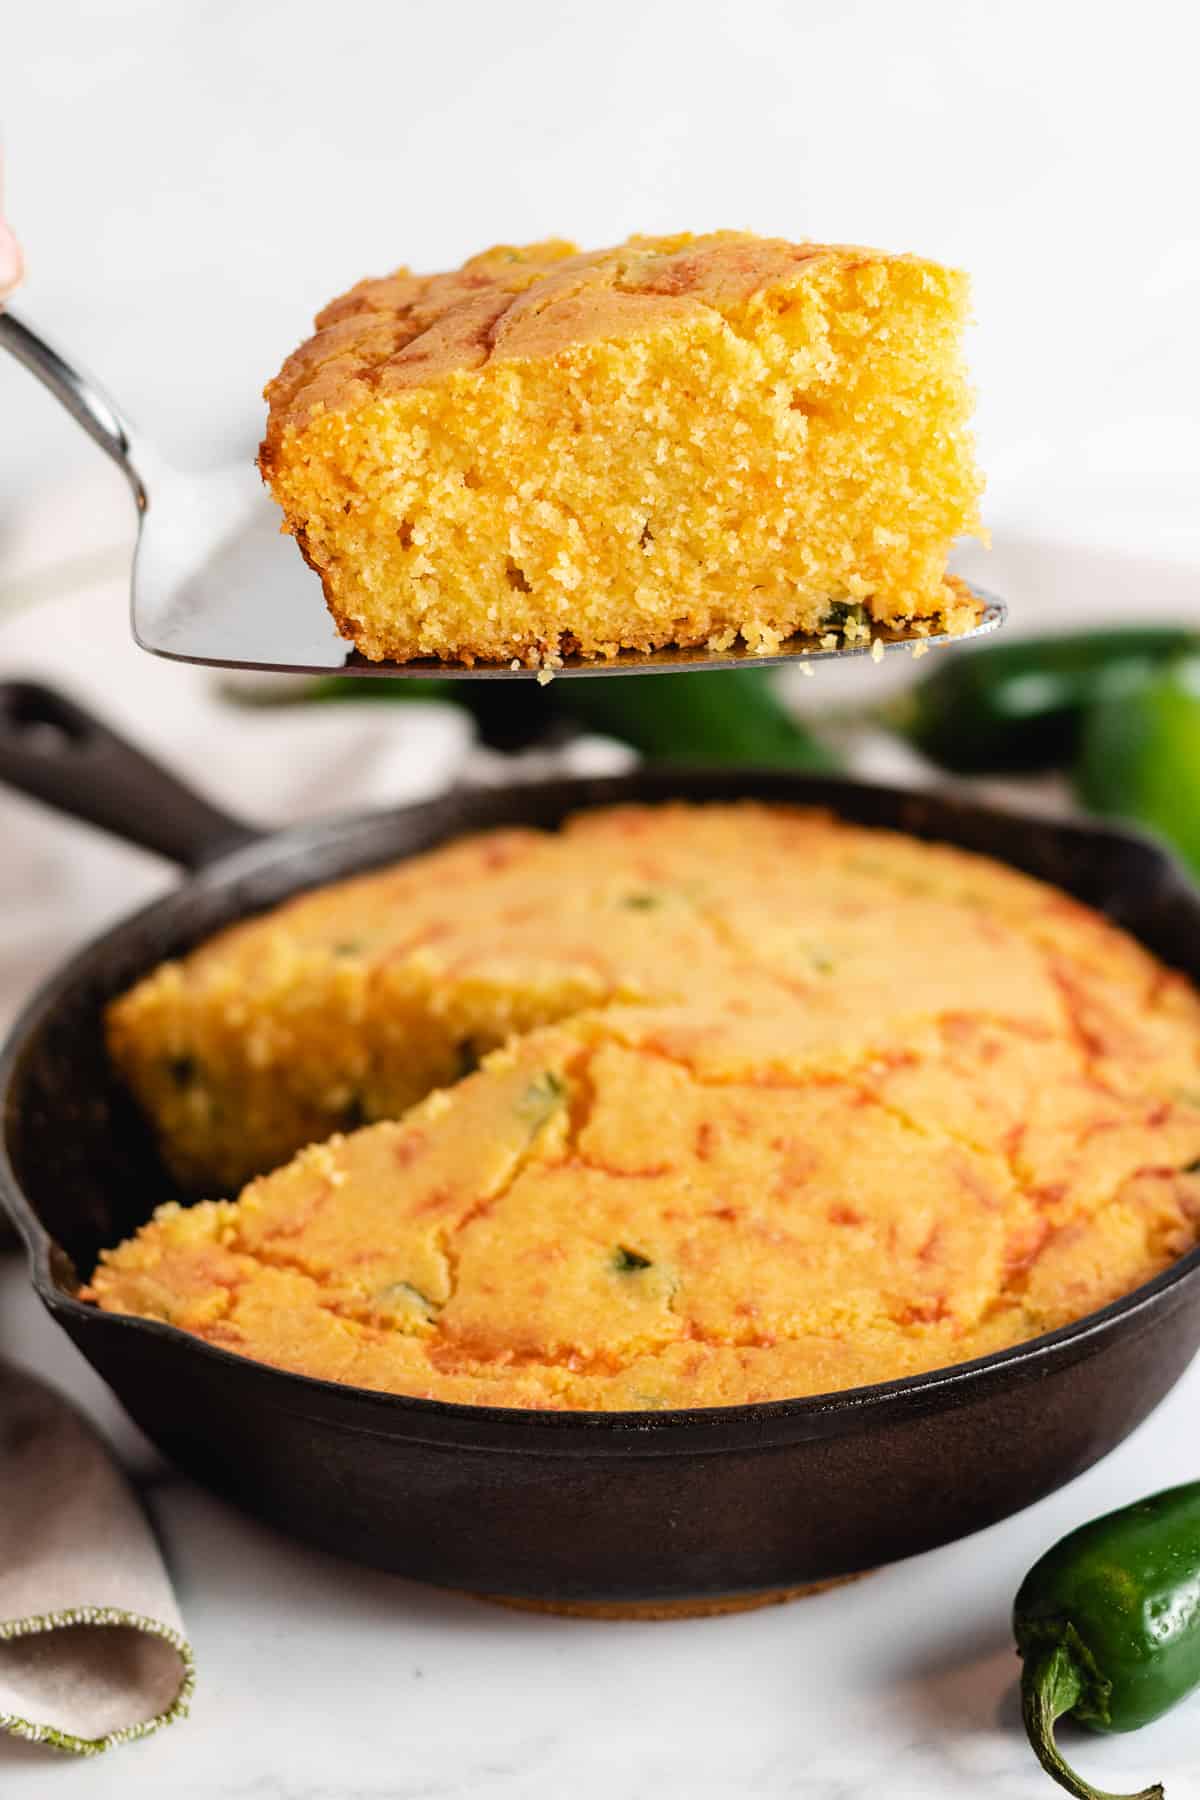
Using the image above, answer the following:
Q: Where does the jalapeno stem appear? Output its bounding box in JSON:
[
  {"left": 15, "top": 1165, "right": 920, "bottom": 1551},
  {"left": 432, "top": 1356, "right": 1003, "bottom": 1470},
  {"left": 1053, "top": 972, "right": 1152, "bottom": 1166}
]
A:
[{"left": 1021, "top": 1645, "right": 1164, "bottom": 1800}]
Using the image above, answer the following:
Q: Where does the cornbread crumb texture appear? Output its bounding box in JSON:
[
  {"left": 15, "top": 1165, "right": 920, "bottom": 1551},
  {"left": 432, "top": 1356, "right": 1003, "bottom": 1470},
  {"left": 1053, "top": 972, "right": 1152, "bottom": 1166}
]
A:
[
  {"left": 259, "top": 232, "right": 984, "bottom": 666},
  {"left": 94, "top": 805, "right": 1200, "bottom": 1411}
]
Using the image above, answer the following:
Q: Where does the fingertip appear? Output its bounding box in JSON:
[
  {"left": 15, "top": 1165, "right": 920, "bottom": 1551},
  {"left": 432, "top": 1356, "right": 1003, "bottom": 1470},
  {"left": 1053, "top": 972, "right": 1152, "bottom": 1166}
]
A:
[{"left": 0, "top": 219, "right": 23, "bottom": 300}]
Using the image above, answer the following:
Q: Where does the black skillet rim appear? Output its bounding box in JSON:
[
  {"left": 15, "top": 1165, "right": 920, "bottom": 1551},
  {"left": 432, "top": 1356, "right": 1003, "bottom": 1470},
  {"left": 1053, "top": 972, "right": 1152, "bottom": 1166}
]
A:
[{"left": 4, "top": 766, "right": 1200, "bottom": 1454}]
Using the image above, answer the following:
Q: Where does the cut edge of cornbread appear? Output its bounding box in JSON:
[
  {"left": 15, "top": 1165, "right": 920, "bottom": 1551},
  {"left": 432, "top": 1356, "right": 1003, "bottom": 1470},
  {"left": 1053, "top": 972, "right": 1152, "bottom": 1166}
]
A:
[
  {"left": 105, "top": 802, "right": 1200, "bottom": 1201},
  {"left": 260, "top": 232, "right": 985, "bottom": 667}
]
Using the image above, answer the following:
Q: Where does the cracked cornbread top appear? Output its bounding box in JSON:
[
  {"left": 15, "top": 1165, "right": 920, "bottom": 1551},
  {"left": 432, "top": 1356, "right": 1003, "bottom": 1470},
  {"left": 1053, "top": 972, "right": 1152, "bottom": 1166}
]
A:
[
  {"left": 259, "top": 232, "right": 984, "bottom": 666},
  {"left": 92, "top": 805, "right": 1200, "bottom": 1410},
  {"left": 264, "top": 235, "right": 890, "bottom": 432}
]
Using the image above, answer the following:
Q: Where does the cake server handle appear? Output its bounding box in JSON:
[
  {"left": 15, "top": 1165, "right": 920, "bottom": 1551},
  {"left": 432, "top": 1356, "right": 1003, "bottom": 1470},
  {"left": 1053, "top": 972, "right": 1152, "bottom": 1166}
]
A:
[{"left": 0, "top": 311, "right": 149, "bottom": 506}]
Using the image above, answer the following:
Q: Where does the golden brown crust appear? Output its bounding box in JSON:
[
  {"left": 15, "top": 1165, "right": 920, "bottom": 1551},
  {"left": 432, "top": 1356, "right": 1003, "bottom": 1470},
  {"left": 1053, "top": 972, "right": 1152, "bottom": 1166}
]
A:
[{"left": 262, "top": 233, "right": 879, "bottom": 453}]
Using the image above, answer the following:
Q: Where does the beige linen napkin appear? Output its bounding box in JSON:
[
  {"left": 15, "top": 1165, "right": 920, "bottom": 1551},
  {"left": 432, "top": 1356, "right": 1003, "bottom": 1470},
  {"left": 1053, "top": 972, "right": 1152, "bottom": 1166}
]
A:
[{"left": 0, "top": 1360, "right": 193, "bottom": 1754}]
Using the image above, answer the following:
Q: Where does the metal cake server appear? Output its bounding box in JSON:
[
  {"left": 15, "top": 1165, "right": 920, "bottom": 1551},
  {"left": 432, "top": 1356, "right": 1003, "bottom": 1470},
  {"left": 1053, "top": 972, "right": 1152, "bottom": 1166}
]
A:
[{"left": 0, "top": 311, "right": 1005, "bottom": 679}]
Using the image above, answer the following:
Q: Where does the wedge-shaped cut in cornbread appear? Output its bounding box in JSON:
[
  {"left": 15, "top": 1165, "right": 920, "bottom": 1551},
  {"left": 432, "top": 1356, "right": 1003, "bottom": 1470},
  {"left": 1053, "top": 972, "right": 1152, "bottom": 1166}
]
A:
[
  {"left": 259, "top": 231, "right": 984, "bottom": 666},
  {"left": 108, "top": 803, "right": 1200, "bottom": 1231},
  {"left": 87, "top": 998, "right": 1200, "bottom": 1411}
]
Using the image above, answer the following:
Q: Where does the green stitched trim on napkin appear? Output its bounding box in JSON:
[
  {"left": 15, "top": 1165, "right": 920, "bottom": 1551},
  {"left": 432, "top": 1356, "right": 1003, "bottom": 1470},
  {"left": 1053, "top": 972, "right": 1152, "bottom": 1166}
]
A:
[{"left": 0, "top": 1606, "right": 195, "bottom": 1756}]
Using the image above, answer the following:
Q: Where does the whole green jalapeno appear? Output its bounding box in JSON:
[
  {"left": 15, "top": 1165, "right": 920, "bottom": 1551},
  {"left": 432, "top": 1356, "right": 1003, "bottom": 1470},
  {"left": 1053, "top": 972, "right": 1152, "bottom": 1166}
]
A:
[
  {"left": 1014, "top": 1483, "right": 1200, "bottom": 1799},
  {"left": 1074, "top": 654, "right": 1200, "bottom": 881},
  {"left": 886, "top": 627, "right": 1198, "bottom": 775},
  {"left": 226, "top": 666, "right": 840, "bottom": 766}
]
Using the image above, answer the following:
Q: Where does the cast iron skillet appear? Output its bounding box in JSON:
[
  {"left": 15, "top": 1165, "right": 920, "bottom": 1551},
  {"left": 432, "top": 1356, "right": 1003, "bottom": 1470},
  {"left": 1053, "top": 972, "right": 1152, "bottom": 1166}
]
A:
[{"left": 2, "top": 678, "right": 1200, "bottom": 1607}]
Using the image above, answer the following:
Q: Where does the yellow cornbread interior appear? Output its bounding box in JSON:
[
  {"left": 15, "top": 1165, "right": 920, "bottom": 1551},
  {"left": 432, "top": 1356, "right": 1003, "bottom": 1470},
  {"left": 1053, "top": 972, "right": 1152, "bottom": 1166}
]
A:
[
  {"left": 259, "top": 234, "right": 984, "bottom": 666},
  {"left": 109, "top": 811, "right": 764, "bottom": 1192},
  {"left": 93, "top": 805, "right": 1200, "bottom": 1411}
]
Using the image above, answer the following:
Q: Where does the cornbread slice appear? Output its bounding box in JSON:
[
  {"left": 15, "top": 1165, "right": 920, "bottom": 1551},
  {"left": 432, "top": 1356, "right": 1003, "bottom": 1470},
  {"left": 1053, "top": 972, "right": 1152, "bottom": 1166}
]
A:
[
  {"left": 108, "top": 804, "right": 1200, "bottom": 1196},
  {"left": 259, "top": 231, "right": 984, "bottom": 666},
  {"left": 87, "top": 985, "right": 1200, "bottom": 1410}
]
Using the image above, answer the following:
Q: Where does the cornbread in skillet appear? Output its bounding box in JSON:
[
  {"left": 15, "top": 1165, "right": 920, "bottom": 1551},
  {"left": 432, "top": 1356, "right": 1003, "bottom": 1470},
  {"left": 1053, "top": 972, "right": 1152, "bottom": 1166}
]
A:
[
  {"left": 93, "top": 805, "right": 1200, "bottom": 1409},
  {"left": 258, "top": 232, "right": 984, "bottom": 667},
  {"left": 107, "top": 812, "right": 752, "bottom": 1191},
  {"left": 106, "top": 800, "right": 1116, "bottom": 1192}
]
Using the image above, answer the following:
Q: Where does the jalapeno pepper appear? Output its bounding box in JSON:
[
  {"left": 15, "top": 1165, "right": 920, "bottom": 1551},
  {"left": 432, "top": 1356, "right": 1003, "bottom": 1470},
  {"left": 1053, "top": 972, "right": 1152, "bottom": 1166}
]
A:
[
  {"left": 1014, "top": 1482, "right": 1200, "bottom": 1800},
  {"left": 227, "top": 667, "right": 840, "bottom": 768},
  {"left": 1074, "top": 654, "right": 1200, "bottom": 880},
  {"left": 547, "top": 668, "right": 839, "bottom": 768},
  {"left": 886, "top": 628, "right": 1198, "bottom": 775}
]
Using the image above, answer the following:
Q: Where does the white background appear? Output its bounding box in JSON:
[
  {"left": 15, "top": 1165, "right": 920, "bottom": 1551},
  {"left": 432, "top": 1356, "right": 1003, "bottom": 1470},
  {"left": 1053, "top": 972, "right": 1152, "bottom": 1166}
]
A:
[
  {"left": 2, "top": 2, "right": 1199, "bottom": 1795},
  {"left": 4, "top": 0, "right": 1199, "bottom": 557}
]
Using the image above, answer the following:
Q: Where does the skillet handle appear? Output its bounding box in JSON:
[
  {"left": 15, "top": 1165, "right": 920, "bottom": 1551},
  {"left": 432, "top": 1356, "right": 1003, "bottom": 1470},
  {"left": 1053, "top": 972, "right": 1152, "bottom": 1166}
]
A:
[{"left": 0, "top": 681, "right": 260, "bottom": 870}]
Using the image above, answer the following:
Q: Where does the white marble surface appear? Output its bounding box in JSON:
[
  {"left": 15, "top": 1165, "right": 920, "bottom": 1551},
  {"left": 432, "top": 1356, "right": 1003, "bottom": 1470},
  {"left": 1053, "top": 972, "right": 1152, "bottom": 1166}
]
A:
[
  {"left": 0, "top": 1251, "right": 1199, "bottom": 1800},
  {"left": 2, "top": 1, "right": 1200, "bottom": 1793}
]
